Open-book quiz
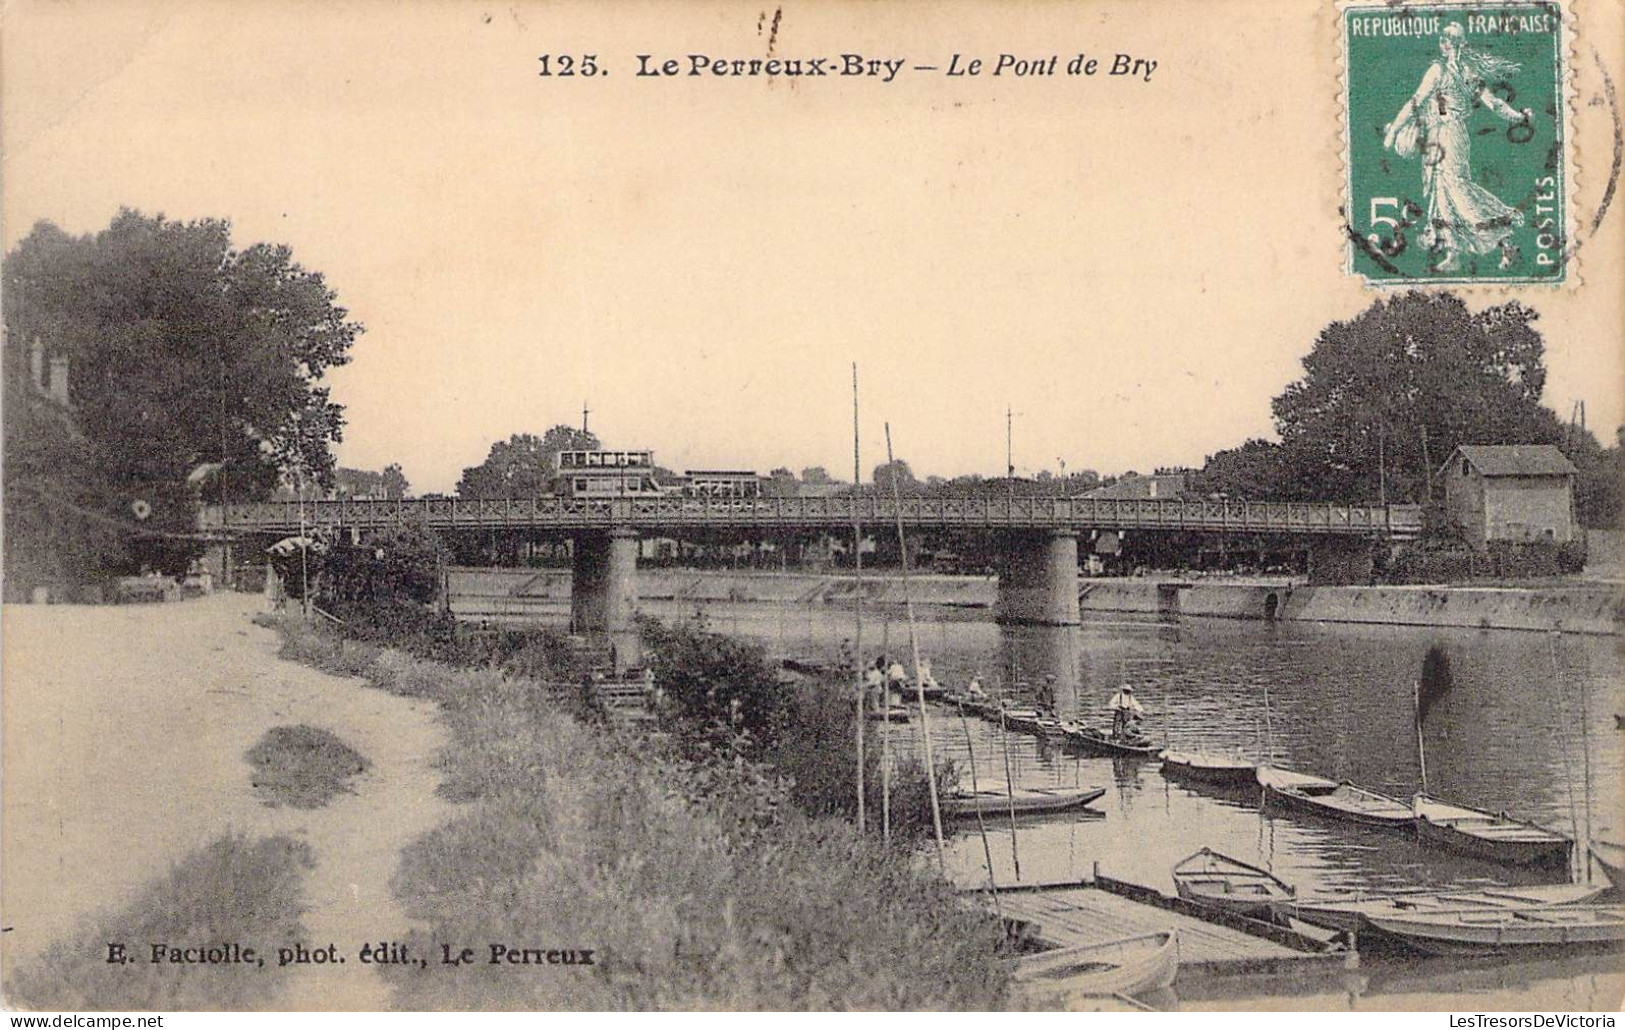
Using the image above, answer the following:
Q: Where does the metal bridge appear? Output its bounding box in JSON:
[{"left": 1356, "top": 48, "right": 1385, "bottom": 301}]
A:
[{"left": 204, "top": 495, "right": 1423, "bottom": 539}]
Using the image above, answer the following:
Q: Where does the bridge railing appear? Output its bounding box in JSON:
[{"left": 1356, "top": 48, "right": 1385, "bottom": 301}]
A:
[{"left": 205, "top": 496, "right": 1423, "bottom": 539}]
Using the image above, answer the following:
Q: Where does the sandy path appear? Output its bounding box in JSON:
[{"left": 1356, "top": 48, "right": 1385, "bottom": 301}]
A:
[{"left": 1, "top": 594, "right": 451, "bottom": 1009}]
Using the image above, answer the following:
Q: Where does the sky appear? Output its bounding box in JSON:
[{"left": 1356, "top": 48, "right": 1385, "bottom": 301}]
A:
[{"left": 4, "top": 0, "right": 1622, "bottom": 495}]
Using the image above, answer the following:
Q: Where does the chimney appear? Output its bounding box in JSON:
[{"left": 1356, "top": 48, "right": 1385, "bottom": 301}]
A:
[
  {"left": 29, "top": 337, "right": 44, "bottom": 390},
  {"left": 47, "top": 355, "right": 70, "bottom": 405}
]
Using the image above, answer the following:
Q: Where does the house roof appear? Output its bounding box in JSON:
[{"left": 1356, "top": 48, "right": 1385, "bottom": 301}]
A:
[{"left": 1443, "top": 444, "right": 1577, "bottom": 478}]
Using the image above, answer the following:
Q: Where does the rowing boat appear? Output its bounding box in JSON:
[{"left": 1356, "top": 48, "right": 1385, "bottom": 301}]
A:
[
  {"left": 1258, "top": 768, "right": 1413, "bottom": 828},
  {"left": 1161, "top": 751, "right": 1258, "bottom": 788},
  {"left": 1065, "top": 727, "right": 1164, "bottom": 759},
  {"left": 1292, "top": 884, "right": 1612, "bottom": 934},
  {"left": 1592, "top": 841, "right": 1625, "bottom": 891},
  {"left": 1412, "top": 795, "right": 1572, "bottom": 869},
  {"left": 865, "top": 705, "right": 911, "bottom": 723},
  {"left": 1011, "top": 931, "right": 1179, "bottom": 1005},
  {"left": 1172, "top": 848, "right": 1294, "bottom": 920},
  {"left": 1362, "top": 903, "right": 1625, "bottom": 956},
  {"left": 941, "top": 785, "right": 1106, "bottom": 820}
]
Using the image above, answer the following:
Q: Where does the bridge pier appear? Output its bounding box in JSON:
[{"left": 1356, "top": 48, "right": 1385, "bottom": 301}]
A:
[
  {"left": 571, "top": 528, "right": 640, "bottom": 670},
  {"left": 1306, "top": 537, "right": 1375, "bottom": 585},
  {"left": 995, "top": 530, "right": 1081, "bottom": 626}
]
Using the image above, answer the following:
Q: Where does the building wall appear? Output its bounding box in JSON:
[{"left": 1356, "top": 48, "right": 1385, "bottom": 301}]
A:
[
  {"left": 1441, "top": 462, "right": 1488, "bottom": 548},
  {"left": 1482, "top": 475, "right": 1575, "bottom": 543}
]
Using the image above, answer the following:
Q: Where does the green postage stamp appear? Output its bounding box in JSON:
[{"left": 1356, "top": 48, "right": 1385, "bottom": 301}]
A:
[{"left": 1342, "top": 1, "right": 1569, "bottom": 285}]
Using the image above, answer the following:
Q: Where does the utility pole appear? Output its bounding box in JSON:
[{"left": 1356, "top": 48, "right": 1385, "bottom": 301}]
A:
[
  {"left": 1006, "top": 405, "right": 1015, "bottom": 504},
  {"left": 582, "top": 400, "right": 591, "bottom": 435}
]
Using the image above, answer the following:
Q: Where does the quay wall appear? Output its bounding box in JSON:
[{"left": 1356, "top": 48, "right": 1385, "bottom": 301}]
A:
[{"left": 447, "top": 568, "right": 1623, "bottom": 635}]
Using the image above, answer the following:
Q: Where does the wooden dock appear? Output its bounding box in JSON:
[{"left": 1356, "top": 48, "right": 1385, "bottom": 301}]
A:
[{"left": 984, "top": 877, "right": 1351, "bottom": 981}]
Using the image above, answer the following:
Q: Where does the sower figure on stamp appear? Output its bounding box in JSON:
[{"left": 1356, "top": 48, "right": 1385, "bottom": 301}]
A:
[{"left": 1382, "top": 22, "right": 1534, "bottom": 273}]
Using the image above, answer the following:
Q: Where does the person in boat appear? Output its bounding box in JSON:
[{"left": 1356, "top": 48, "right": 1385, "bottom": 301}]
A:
[
  {"left": 1038, "top": 674, "right": 1058, "bottom": 715},
  {"left": 966, "top": 675, "right": 988, "bottom": 700},
  {"left": 886, "top": 657, "right": 908, "bottom": 705},
  {"left": 864, "top": 661, "right": 885, "bottom": 712},
  {"left": 1107, "top": 685, "right": 1146, "bottom": 741}
]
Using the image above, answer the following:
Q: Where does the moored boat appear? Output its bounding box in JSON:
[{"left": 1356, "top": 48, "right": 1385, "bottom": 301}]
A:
[
  {"left": 865, "top": 704, "right": 911, "bottom": 723},
  {"left": 1011, "top": 931, "right": 1179, "bottom": 1005},
  {"left": 1412, "top": 795, "right": 1572, "bottom": 869},
  {"left": 1161, "top": 750, "right": 1258, "bottom": 788},
  {"left": 1258, "top": 769, "right": 1413, "bottom": 829},
  {"left": 941, "top": 785, "right": 1106, "bottom": 820},
  {"left": 1362, "top": 903, "right": 1625, "bottom": 955},
  {"left": 1172, "top": 848, "right": 1294, "bottom": 920},
  {"left": 1292, "top": 883, "right": 1612, "bottom": 934},
  {"left": 1065, "top": 727, "right": 1163, "bottom": 759}
]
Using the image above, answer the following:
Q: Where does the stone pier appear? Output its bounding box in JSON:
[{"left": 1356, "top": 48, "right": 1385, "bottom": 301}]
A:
[
  {"left": 571, "top": 528, "right": 641, "bottom": 669},
  {"left": 994, "top": 529, "right": 1081, "bottom": 626}
]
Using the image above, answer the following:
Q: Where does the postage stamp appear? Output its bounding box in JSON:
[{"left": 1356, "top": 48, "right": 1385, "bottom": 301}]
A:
[{"left": 1341, "top": 1, "right": 1570, "bottom": 285}]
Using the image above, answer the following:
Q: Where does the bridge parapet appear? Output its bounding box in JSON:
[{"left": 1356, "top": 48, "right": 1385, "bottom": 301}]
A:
[{"left": 205, "top": 496, "right": 1423, "bottom": 539}]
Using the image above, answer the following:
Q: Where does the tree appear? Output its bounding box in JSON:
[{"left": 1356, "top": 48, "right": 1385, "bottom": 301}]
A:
[
  {"left": 871, "top": 459, "right": 916, "bottom": 494},
  {"left": 333, "top": 463, "right": 410, "bottom": 500},
  {"left": 455, "top": 425, "right": 600, "bottom": 499},
  {"left": 3, "top": 211, "right": 361, "bottom": 587},
  {"left": 1268, "top": 292, "right": 1566, "bottom": 503},
  {"left": 800, "top": 466, "right": 836, "bottom": 485},
  {"left": 1190, "top": 439, "right": 1290, "bottom": 499}
]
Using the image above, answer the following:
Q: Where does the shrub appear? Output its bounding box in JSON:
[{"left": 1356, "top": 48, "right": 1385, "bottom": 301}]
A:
[{"left": 5, "top": 834, "right": 313, "bottom": 1010}]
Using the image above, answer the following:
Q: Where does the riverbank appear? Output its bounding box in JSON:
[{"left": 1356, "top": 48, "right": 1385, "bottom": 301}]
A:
[
  {"left": 1, "top": 594, "right": 450, "bottom": 1009},
  {"left": 450, "top": 568, "right": 1625, "bottom": 636}
]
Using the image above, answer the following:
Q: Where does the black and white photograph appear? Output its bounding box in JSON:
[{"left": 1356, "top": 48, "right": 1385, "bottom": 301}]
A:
[{"left": 2, "top": 0, "right": 1623, "bottom": 1016}]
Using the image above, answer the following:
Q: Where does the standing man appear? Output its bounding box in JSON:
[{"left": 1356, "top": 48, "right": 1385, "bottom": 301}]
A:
[{"left": 1107, "top": 685, "right": 1145, "bottom": 739}]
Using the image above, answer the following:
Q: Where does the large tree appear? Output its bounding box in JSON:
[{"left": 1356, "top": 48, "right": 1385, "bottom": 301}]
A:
[
  {"left": 3, "top": 211, "right": 361, "bottom": 586},
  {"left": 1263, "top": 292, "right": 1566, "bottom": 503},
  {"left": 455, "top": 425, "right": 600, "bottom": 499}
]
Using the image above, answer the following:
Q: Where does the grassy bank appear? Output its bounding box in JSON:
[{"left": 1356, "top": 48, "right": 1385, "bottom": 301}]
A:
[
  {"left": 246, "top": 724, "right": 370, "bottom": 809},
  {"left": 266, "top": 613, "right": 1012, "bottom": 1009},
  {"left": 5, "top": 834, "right": 314, "bottom": 1010}
]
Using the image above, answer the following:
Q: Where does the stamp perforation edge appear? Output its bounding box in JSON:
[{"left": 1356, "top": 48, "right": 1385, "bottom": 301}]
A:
[{"left": 1334, "top": 0, "right": 1582, "bottom": 290}]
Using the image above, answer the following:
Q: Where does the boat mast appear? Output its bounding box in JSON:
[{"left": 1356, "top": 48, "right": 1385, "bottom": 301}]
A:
[
  {"left": 851, "top": 364, "right": 866, "bottom": 834},
  {"left": 1000, "top": 689, "right": 1022, "bottom": 879},
  {"left": 956, "top": 698, "right": 1002, "bottom": 915},
  {"left": 885, "top": 422, "right": 946, "bottom": 869}
]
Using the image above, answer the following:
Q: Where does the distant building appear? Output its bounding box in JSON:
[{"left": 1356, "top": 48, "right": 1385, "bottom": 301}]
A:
[
  {"left": 1077, "top": 468, "right": 1190, "bottom": 501},
  {"left": 1437, "top": 444, "right": 1577, "bottom": 549}
]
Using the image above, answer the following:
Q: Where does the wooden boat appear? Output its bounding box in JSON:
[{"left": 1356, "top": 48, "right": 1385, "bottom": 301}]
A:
[
  {"left": 1065, "top": 727, "right": 1163, "bottom": 759},
  {"left": 1412, "top": 795, "right": 1572, "bottom": 869},
  {"left": 1001, "top": 709, "right": 1045, "bottom": 732},
  {"left": 1362, "top": 903, "right": 1625, "bottom": 956},
  {"left": 941, "top": 785, "right": 1106, "bottom": 820},
  {"left": 1591, "top": 841, "right": 1625, "bottom": 890},
  {"left": 865, "top": 704, "right": 910, "bottom": 723},
  {"left": 1161, "top": 750, "right": 1258, "bottom": 788},
  {"left": 1293, "top": 884, "right": 1612, "bottom": 935},
  {"left": 1172, "top": 848, "right": 1294, "bottom": 919},
  {"left": 1011, "top": 931, "right": 1178, "bottom": 1004},
  {"left": 1258, "top": 768, "right": 1412, "bottom": 829}
]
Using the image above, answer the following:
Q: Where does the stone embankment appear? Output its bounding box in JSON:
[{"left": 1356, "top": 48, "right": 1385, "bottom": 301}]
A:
[{"left": 448, "top": 568, "right": 1623, "bottom": 635}]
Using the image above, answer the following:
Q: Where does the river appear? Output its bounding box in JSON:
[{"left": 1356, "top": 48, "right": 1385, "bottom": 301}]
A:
[{"left": 458, "top": 593, "right": 1625, "bottom": 1010}]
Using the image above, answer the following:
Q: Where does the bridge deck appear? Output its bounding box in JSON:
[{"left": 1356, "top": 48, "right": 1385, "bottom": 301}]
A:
[{"left": 205, "top": 496, "right": 1421, "bottom": 539}]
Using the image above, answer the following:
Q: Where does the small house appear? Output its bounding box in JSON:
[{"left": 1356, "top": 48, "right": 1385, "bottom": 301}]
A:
[{"left": 1437, "top": 444, "right": 1577, "bottom": 549}]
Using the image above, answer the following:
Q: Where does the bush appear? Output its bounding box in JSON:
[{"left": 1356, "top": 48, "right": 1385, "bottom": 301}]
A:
[
  {"left": 639, "top": 615, "right": 784, "bottom": 761},
  {"left": 5, "top": 834, "right": 313, "bottom": 1010}
]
